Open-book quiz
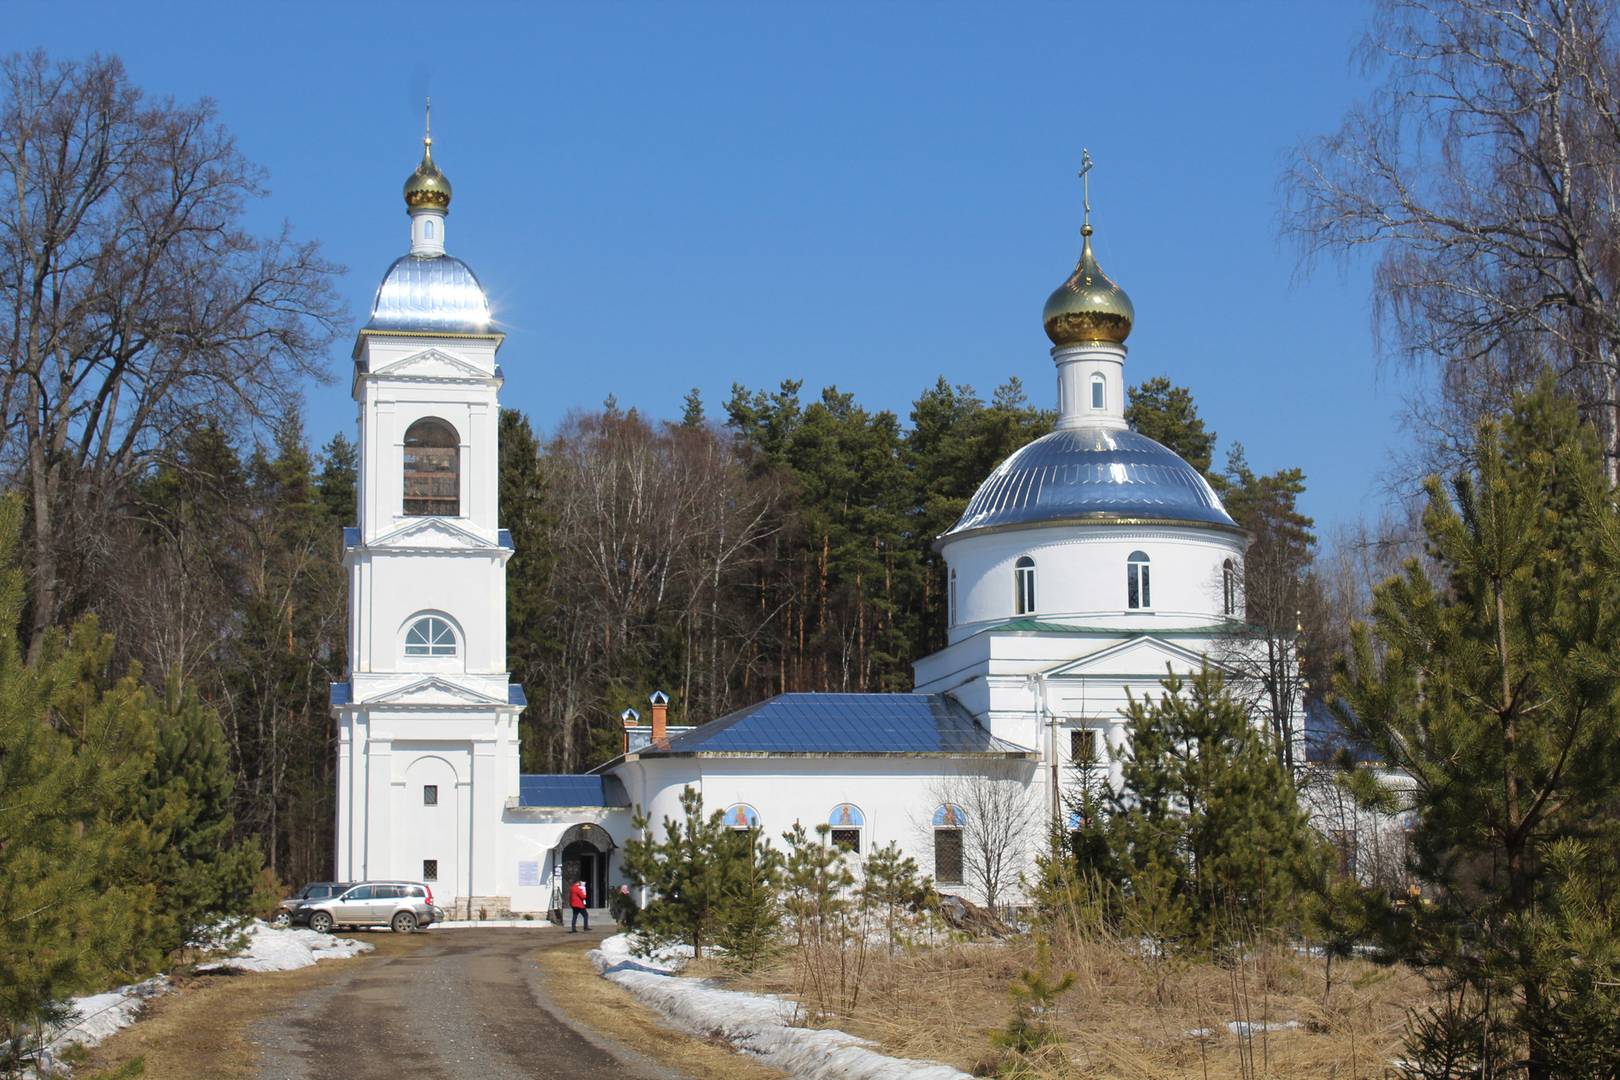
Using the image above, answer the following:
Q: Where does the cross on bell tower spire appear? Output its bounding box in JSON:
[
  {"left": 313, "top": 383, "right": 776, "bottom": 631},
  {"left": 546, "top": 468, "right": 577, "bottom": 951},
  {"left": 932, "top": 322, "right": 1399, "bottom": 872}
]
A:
[{"left": 1078, "top": 148, "right": 1095, "bottom": 236}]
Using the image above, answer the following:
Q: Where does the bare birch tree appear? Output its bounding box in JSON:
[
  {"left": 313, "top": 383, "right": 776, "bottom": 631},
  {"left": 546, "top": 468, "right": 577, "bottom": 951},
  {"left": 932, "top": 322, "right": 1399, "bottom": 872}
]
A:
[{"left": 1284, "top": 0, "right": 1620, "bottom": 478}]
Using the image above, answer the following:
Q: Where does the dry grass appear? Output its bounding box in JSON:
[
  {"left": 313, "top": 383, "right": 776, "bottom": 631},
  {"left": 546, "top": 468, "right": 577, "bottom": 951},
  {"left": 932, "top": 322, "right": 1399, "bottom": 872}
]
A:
[
  {"left": 533, "top": 943, "right": 786, "bottom": 1079},
  {"left": 72, "top": 932, "right": 431, "bottom": 1078},
  {"left": 716, "top": 931, "right": 1433, "bottom": 1078}
]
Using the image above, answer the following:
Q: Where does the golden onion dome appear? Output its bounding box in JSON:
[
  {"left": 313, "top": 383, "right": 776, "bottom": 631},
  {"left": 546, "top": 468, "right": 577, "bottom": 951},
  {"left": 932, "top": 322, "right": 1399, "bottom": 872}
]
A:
[
  {"left": 1042, "top": 224, "right": 1133, "bottom": 347},
  {"left": 403, "top": 136, "right": 452, "bottom": 212}
]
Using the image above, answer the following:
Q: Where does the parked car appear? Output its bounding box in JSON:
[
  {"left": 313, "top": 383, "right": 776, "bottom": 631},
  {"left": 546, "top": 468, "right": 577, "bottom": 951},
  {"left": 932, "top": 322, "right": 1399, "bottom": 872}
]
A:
[
  {"left": 270, "top": 882, "right": 351, "bottom": 928},
  {"left": 302, "top": 881, "right": 442, "bottom": 934}
]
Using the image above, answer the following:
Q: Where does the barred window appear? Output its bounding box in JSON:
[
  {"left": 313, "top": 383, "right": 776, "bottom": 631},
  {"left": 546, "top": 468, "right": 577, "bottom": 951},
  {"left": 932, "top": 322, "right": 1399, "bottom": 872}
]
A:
[
  {"left": 422, "top": 859, "right": 439, "bottom": 882},
  {"left": 830, "top": 828, "right": 861, "bottom": 853},
  {"left": 403, "top": 417, "right": 459, "bottom": 517},
  {"left": 934, "top": 829, "right": 964, "bottom": 885},
  {"left": 1071, "top": 729, "right": 1098, "bottom": 764},
  {"left": 423, "top": 784, "right": 438, "bottom": 806},
  {"left": 1223, "top": 559, "right": 1237, "bottom": 616}
]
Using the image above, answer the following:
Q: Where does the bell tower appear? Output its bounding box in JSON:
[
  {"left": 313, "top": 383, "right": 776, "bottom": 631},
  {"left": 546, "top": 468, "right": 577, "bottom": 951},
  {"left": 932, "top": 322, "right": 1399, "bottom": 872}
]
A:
[{"left": 332, "top": 116, "right": 524, "bottom": 916}]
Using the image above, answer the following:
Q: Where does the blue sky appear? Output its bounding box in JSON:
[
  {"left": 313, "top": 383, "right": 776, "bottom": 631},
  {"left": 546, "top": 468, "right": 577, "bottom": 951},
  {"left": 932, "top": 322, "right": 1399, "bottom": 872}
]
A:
[{"left": 12, "top": 1, "right": 1415, "bottom": 534}]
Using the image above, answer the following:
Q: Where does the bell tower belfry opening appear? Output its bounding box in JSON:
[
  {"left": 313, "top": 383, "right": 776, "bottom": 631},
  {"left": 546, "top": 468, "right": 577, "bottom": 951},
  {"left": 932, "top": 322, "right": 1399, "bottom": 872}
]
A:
[{"left": 331, "top": 114, "right": 526, "bottom": 918}]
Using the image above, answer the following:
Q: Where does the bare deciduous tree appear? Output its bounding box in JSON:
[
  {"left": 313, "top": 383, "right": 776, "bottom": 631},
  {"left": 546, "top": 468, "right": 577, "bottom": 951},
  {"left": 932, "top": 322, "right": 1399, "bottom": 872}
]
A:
[
  {"left": 1284, "top": 0, "right": 1620, "bottom": 478},
  {"left": 0, "top": 51, "right": 342, "bottom": 648},
  {"left": 925, "top": 766, "right": 1039, "bottom": 911}
]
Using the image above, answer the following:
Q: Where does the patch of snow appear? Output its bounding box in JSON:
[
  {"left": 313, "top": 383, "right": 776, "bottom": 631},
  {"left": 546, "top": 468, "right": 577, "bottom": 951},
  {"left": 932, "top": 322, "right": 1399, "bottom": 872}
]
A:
[
  {"left": 1227, "top": 1019, "right": 1299, "bottom": 1036},
  {"left": 589, "top": 934, "right": 969, "bottom": 1080},
  {"left": 196, "top": 918, "right": 373, "bottom": 973},
  {"left": 1184, "top": 1027, "right": 1217, "bottom": 1038},
  {"left": 23, "top": 976, "right": 172, "bottom": 1076}
]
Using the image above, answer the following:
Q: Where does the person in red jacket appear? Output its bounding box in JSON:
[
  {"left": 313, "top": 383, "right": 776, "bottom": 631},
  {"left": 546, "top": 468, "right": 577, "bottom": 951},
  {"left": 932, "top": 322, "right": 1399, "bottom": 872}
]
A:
[{"left": 568, "top": 878, "right": 589, "bottom": 932}]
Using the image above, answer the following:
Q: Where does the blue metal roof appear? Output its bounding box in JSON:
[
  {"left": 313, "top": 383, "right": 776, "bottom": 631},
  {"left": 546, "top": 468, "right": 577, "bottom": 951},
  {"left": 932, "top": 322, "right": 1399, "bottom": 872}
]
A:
[
  {"left": 498, "top": 529, "right": 513, "bottom": 548},
  {"left": 519, "top": 774, "right": 629, "bottom": 808},
  {"left": 943, "top": 426, "right": 1237, "bottom": 540},
  {"left": 508, "top": 684, "right": 527, "bottom": 706},
  {"left": 637, "top": 693, "right": 1033, "bottom": 757},
  {"left": 343, "top": 526, "right": 359, "bottom": 547},
  {"left": 330, "top": 682, "right": 351, "bottom": 706}
]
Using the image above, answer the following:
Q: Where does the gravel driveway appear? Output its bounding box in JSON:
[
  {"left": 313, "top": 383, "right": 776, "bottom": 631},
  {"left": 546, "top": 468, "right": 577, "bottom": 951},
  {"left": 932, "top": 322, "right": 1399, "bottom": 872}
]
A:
[{"left": 251, "top": 927, "right": 686, "bottom": 1079}]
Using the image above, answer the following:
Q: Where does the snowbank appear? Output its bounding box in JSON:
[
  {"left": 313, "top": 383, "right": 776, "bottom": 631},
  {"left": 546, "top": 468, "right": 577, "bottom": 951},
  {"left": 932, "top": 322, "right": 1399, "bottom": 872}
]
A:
[
  {"left": 197, "top": 918, "right": 373, "bottom": 973},
  {"left": 588, "top": 934, "right": 969, "bottom": 1080}
]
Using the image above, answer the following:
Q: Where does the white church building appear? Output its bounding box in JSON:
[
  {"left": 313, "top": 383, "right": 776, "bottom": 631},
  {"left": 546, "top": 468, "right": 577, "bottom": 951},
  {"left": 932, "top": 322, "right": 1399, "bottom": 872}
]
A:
[{"left": 332, "top": 131, "right": 1269, "bottom": 918}]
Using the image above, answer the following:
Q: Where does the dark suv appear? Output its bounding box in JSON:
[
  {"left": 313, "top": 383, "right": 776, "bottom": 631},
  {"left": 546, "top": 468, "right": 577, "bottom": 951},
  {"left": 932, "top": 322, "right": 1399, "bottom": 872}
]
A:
[{"left": 271, "top": 881, "right": 350, "bottom": 929}]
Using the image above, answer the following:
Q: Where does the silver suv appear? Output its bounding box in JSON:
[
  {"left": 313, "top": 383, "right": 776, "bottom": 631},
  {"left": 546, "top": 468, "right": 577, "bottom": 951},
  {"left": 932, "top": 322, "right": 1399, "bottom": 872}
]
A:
[{"left": 303, "top": 881, "right": 442, "bottom": 933}]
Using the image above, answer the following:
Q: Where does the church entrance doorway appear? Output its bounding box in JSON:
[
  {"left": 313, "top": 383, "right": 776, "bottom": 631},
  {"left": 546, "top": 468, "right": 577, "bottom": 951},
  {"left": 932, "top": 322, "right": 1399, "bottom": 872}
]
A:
[{"left": 554, "top": 822, "right": 613, "bottom": 913}]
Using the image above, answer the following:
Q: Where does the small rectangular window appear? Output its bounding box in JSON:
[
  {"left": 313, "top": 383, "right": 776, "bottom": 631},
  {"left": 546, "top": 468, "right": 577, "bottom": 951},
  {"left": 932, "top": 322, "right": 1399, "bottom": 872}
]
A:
[
  {"left": 1071, "top": 729, "right": 1098, "bottom": 764},
  {"left": 1091, "top": 377, "right": 1105, "bottom": 409},
  {"left": 934, "top": 829, "right": 964, "bottom": 885},
  {"left": 423, "top": 859, "right": 438, "bottom": 882},
  {"left": 423, "top": 784, "right": 438, "bottom": 806},
  {"left": 830, "top": 828, "right": 861, "bottom": 853}
]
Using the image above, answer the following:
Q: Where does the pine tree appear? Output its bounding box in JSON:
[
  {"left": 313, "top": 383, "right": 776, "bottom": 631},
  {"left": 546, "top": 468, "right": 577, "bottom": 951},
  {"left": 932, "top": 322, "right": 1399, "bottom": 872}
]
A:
[
  {"left": 1334, "top": 381, "right": 1620, "bottom": 1078},
  {"left": 621, "top": 786, "right": 759, "bottom": 960},
  {"left": 498, "top": 409, "right": 558, "bottom": 771},
  {"left": 139, "top": 679, "right": 266, "bottom": 953},
  {"left": 1113, "top": 667, "right": 1320, "bottom": 948},
  {"left": 0, "top": 496, "right": 165, "bottom": 1063}
]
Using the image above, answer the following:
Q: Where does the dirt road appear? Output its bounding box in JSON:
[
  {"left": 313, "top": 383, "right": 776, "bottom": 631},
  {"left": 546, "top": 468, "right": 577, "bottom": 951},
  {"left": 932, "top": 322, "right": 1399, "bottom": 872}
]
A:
[{"left": 251, "top": 927, "right": 686, "bottom": 1080}]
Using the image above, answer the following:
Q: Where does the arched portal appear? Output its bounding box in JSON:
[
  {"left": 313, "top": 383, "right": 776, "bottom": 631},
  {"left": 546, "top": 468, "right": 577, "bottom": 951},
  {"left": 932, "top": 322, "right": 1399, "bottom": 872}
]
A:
[{"left": 555, "top": 822, "right": 613, "bottom": 910}]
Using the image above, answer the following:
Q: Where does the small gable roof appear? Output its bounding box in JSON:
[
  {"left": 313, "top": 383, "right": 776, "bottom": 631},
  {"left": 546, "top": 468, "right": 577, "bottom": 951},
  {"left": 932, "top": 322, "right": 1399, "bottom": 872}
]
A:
[{"left": 626, "top": 692, "right": 1034, "bottom": 758}]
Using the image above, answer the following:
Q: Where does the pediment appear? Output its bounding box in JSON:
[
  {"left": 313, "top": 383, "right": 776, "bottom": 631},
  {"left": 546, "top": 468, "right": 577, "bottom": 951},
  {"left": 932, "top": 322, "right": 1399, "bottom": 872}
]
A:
[
  {"left": 1045, "top": 635, "right": 1233, "bottom": 680},
  {"left": 367, "top": 676, "right": 507, "bottom": 708},
  {"left": 369, "top": 517, "right": 494, "bottom": 551},
  {"left": 371, "top": 347, "right": 490, "bottom": 380}
]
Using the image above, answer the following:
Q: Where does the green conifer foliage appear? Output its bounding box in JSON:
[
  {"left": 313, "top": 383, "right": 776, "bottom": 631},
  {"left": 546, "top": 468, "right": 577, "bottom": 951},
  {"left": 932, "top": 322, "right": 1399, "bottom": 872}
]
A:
[
  {"left": 621, "top": 786, "right": 778, "bottom": 960},
  {"left": 1334, "top": 382, "right": 1620, "bottom": 1077},
  {"left": 139, "top": 679, "right": 266, "bottom": 953},
  {"left": 0, "top": 496, "right": 163, "bottom": 1061},
  {"left": 1113, "top": 667, "right": 1320, "bottom": 948}
]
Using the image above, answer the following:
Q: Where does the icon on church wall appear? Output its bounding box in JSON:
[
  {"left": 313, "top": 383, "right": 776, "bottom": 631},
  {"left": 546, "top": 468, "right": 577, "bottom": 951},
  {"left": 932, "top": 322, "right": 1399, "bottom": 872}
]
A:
[
  {"left": 829, "top": 803, "right": 865, "bottom": 827},
  {"left": 933, "top": 803, "right": 967, "bottom": 828},
  {"left": 722, "top": 804, "right": 760, "bottom": 830}
]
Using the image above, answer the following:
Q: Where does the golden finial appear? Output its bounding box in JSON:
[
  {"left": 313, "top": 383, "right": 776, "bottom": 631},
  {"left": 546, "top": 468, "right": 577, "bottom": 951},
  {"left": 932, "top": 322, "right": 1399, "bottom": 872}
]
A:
[
  {"left": 403, "top": 98, "right": 451, "bottom": 211},
  {"left": 1078, "top": 148, "right": 1094, "bottom": 236},
  {"left": 1042, "top": 149, "right": 1134, "bottom": 347}
]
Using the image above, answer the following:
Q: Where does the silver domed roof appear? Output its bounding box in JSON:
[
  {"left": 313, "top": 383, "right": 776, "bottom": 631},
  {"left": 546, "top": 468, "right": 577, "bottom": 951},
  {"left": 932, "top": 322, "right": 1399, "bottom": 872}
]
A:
[
  {"left": 366, "top": 253, "right": 491, "bottom": 333},
  {"left": 943, "top": 426, "right": 1237, "bottom": 540}
]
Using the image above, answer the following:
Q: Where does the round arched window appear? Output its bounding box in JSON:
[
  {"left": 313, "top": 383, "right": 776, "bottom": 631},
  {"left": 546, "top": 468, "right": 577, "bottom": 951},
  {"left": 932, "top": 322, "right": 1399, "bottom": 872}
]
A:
[
  {"left": 403, "top": 417, "right": 459, "bottom": 517},
  {"left": 405, "top": 615, "right": 458, "bottom": 657},
  {"left": 1127, "top": 551, "right": 1151, "bottom": 610},
  {"left": 1014, "top": 556, "right": 1036, "bottom": 615}
]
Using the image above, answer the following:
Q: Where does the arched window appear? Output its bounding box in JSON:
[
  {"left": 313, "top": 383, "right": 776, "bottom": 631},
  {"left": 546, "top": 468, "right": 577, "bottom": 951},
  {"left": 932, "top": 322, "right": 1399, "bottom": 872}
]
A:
[
  {"left": 424, "top": 219, "right": 435, "bottom": 238},
  {"left": 405, "top": 615, "right": 457, "bottom": 657},
  {"left": 948, "top": 568, "right": 958, "bottom": 627},
  {"left": 1090, "top": 373, "right": 1105, "bottom": 410},
  {"left": 1015, "top": 556, "right": 1036, "bottom": 615},
  {"left": 403, "top": 417, "right": 459, "bottom": 517},
  {"left": 722, "top": 804, "right": 760, "bottom": 831},
  {"left": 932, "top": 803, "right": 966, "bottom": 884},
  {"left": 829, "top": 803, "right": 865, "bottom": 853},
  {"left": 1127, "top": 550, "right": 1151, "bottom": 610},
  {"left": 1222, "top": 559, "right": 1237, "bottom": 616}
]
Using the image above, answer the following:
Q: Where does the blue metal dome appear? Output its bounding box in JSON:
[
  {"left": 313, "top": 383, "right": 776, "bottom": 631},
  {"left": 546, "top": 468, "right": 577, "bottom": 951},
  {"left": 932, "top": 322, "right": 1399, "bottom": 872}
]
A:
[
  {"left": 366, "top": 253, "right": 491, "bottom": 334},
  {"left": 942, "top": 426, "right": 1238, "bottom": 539}
]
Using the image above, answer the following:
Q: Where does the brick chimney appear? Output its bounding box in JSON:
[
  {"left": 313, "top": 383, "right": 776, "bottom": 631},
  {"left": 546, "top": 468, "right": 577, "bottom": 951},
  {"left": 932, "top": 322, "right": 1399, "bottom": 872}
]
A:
[
  {"left": 649, "top": 690, "right": 669, "bottom": 745},
  {"left": 621, "top": 707, "right": 639, "bottom": 754}
]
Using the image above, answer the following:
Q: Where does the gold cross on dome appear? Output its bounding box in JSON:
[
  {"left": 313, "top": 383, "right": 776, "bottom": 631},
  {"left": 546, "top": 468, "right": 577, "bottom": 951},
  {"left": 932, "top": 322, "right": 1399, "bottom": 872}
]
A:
[{"left": 1078, "top": 148, "right": 1094, "bottom": 228}]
